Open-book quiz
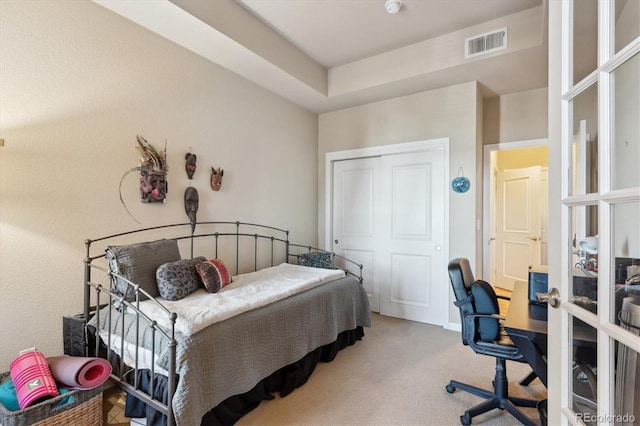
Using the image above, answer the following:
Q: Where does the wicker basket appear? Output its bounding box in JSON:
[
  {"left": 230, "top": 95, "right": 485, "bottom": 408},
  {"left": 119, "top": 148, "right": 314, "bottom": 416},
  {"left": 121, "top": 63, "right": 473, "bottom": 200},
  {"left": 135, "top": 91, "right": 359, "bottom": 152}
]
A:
[{"left": 0, "top": 372, "right": 102, "bottom": 426}]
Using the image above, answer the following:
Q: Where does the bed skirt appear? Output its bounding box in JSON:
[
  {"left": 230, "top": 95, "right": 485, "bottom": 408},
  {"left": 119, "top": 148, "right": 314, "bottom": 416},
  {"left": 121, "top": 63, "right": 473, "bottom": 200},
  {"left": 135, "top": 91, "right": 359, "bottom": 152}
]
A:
[{"left": 125, "top": 326, "right": 365, "bottom": 426}]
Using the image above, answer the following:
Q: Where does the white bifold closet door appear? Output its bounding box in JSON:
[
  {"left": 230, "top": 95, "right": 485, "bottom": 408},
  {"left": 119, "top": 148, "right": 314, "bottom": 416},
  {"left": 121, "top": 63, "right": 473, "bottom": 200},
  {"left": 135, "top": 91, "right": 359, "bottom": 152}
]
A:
[{"left": 332, "top": 149, "right": 446, "bottom": 325}]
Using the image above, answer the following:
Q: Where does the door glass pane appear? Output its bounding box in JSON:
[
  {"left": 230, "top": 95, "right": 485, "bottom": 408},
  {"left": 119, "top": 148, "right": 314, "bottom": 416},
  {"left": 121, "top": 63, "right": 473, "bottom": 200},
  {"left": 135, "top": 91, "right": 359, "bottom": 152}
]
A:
[
  {"left": 571, "top": 316, "right": 598, "bottom": 423},
  {"left": 615, "top": 0, "right": 640, "bottom": 54},
  {"left": 569, "top": 84, "right": 599, "bottom": 196},
  {"left": 612, "top": 52, "right": 640, "bottom": 191},
  {"left": 613, "top": 201, "right": 640, "bottom": 323},
  {"left": 615, "top": 339, "right": 640, "bottom": 424},
  {"left": 573, "top": 0, "right": 598, "bottom": 85},
  {"left": 571, "top": 205, "right": 599, "bottom": 313}
]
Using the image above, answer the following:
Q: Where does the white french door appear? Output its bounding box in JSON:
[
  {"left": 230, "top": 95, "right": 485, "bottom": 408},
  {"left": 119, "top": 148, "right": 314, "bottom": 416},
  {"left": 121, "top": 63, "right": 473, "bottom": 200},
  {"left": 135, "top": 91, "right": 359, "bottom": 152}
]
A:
[
  {"left": 548, "top": 1, "right": 640, "bottom": 424},
  {"left": 327, "top": 139, "right": 448, "bottom": 326}
]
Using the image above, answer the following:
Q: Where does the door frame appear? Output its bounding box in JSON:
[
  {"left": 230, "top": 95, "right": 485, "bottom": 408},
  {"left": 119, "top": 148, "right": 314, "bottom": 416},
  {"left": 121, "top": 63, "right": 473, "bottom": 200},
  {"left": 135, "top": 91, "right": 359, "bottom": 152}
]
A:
[
  {"left": 325, "top": 138, "right": 451, "bottom": 326},
  {"left": 482, "top": 138, "right": 548, "bottom": 284}
]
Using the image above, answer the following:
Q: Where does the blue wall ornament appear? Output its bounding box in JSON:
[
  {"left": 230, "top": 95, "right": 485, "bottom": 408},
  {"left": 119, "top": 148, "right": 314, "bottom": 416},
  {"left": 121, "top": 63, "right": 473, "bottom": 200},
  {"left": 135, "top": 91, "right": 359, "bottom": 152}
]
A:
[{"left": 451, "top": 167, "right": 470, "bottom": 193}]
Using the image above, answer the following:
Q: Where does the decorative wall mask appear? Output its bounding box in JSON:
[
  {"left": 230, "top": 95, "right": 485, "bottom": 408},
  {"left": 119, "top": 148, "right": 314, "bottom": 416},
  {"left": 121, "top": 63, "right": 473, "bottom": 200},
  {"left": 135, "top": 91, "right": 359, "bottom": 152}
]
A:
[
  {"left": 210, "top": 167, "right": 224, "bottom": 191},
  {"left": 184, "top": 187, "right": 199, "bottom": 232},
  {"left": 136, "top": 135, "right": 168, "bottom": 202},
  {"left": 140, "top": 171, "right": 167, "bottom": 202},
  {"left": 185, "top": 152, "right": 197, "bottom": 179},
  {"left": 118, "top": 135, "right": 168, "bottom": 224}
]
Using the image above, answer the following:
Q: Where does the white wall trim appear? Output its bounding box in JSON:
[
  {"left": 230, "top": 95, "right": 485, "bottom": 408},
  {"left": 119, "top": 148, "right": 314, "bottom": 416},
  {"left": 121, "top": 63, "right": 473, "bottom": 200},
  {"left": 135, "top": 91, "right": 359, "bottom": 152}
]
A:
[
  {"left": 444, "top": 322, "right": 462, "bottom": 333},
  {"left": 325, "top": 138, "right": 449, "bottom": 163}
]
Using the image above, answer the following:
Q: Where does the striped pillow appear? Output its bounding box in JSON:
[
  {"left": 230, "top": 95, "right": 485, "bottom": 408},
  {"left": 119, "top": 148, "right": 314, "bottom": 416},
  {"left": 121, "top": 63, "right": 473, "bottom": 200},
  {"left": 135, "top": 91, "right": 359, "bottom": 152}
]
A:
[{"left": 195, "top": 259, "right": 232, "bottom": 293}]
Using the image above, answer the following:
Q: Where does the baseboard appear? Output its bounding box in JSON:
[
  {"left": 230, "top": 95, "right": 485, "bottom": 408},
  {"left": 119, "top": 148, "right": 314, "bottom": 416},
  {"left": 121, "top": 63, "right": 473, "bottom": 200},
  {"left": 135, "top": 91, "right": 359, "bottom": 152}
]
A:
[{"left": 444, "top": 321, "right": 461, "bottom": 332}]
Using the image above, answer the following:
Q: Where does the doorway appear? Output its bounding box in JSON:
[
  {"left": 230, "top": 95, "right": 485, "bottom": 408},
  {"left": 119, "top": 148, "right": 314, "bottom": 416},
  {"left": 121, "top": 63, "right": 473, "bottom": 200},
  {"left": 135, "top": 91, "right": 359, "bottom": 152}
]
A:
[
  {"left": 326, "top": 139, "right": 449, "bottom": 325},
  {"left": 482, "top": 140, "right": 549, "bottom": 291}
]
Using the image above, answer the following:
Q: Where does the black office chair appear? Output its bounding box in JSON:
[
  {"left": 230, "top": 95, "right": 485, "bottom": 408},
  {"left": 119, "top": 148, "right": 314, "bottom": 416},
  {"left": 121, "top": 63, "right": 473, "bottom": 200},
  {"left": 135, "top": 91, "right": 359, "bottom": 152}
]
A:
[{"left": 445, "top": 258, "right": 539, "bottom": 426}]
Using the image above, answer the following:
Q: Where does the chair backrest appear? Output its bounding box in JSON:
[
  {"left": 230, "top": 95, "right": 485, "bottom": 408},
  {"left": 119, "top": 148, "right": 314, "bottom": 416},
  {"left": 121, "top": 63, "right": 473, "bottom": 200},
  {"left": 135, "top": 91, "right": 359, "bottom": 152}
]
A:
[
  {"left": 448, "top": 258, "right": 500, "bottom": 345},
  {"left": 448, "top": 258, "right": 476, "bottom": 345},
  {"left": 448, "top": 258, "right": 475, "bottom": 301}
]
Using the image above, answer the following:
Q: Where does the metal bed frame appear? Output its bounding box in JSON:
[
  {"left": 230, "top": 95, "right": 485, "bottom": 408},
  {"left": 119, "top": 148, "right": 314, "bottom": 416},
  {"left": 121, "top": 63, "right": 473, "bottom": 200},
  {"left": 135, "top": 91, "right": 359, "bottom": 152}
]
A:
[{"left": 82, "top": 221, "right": 363, "bottom": 426}]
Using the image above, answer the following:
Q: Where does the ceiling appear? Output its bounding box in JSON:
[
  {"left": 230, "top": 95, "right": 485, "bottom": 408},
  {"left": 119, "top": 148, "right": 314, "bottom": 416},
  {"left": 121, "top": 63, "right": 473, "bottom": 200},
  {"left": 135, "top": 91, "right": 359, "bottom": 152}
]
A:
[
  {"left": 94, "top": 0, "right": 549, "bottom": 113},
  {"left": 238, "top": 0, "right": 544, "bottom": 69}
]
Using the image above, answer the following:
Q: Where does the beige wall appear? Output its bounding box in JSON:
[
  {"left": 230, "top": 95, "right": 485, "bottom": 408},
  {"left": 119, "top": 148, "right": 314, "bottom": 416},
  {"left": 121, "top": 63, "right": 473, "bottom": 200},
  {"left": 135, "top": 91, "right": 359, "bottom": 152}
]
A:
[
  {"left": 318, "top": 84, "right": 550, "bottom": 326},
  {"left": 318, "top": 82, "right": 481, "bottom": 326},
  {"left": 483, "top": 87, "right": 548, "bottom": 144},
  {"left": 495, "top": 146, "right": 549, "bottom": 171},
  {"left": 0, "top": 1, "right": 553, "bottom": 364},
  {"left": 0, "top": 0, "right": 318, "bottom": 368}
]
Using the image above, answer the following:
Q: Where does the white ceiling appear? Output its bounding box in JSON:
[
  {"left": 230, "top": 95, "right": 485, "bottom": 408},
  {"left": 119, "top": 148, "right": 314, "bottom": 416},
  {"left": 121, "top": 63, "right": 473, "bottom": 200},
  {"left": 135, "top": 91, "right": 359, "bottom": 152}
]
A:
[
  {"left": 237, "top": 0, "right": 543, "bottom": 68},
  {"left": 94, "top": 0, "right": 549, "bottom": 113}
]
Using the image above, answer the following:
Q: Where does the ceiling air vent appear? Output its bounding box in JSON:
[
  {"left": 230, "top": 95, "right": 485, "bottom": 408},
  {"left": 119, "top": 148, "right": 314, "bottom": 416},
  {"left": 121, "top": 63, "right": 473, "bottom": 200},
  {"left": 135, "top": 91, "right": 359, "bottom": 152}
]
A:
[{"left": 465, "top": 27, "right": 507, "bottom": 59}]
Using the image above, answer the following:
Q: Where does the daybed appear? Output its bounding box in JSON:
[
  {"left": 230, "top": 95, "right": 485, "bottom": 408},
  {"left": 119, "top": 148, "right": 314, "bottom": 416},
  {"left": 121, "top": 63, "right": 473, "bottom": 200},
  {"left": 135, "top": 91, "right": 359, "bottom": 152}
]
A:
[{"left": 82, "top": 221, "right": 371, "bottom": 426}]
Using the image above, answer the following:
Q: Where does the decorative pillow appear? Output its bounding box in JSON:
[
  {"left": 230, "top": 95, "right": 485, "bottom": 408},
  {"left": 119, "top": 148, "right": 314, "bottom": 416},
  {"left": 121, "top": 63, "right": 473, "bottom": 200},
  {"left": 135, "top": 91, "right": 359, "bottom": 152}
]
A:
[
  {"left": 195, "top": 259, "right": 232, "bottom": 293},
  {"left": 471, "top": 279, "right": 500, "bottom": 342},
  {"left": 105, "top": 239, "right": 181, "bottom": 301},
  {"left": 156, "top": 256, "right": 207, "bottom": 301},
  {"left": 298, "top": 251, "right": 334, "bottom": 269}
]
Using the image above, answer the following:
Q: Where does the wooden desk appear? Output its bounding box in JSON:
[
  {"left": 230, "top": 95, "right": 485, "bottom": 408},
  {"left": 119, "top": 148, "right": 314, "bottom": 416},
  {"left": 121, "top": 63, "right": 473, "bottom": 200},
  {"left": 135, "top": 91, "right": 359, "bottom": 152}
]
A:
[
  {"left": 504, "top": 282, "right": 597, "bottom": 389},
  {"left": 503, "top": 282, "right": 549, "bottom": 387}
]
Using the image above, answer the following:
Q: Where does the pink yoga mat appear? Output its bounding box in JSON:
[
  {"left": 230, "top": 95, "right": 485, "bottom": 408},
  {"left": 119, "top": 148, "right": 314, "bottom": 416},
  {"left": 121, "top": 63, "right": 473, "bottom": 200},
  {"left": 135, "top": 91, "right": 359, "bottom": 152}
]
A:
[{"left": 46, "top": 356, "right": 112, "bottom": 390}]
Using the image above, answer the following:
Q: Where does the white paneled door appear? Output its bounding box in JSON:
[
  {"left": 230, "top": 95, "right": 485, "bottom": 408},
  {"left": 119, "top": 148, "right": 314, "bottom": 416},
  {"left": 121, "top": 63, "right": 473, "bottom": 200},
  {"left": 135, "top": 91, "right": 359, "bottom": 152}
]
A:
[
  {"left": 494, "top": 166, "right": 544, "bottom": 290},
  {"left": 331, "top": 147, "right": 447, "bottom": 325},
  {"left": 332, "top": 157, "right": 381, "bottom": 313}
]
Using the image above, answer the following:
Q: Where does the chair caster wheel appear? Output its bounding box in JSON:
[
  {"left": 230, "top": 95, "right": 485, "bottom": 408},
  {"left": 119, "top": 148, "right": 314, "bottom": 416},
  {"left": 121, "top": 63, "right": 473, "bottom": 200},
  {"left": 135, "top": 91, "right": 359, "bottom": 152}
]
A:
[
  {"left": 446, "top": 384, "right": 456, "bottom": 393},
  {"left": 460, "top": 413, "right": 472, "bottom": 425}
]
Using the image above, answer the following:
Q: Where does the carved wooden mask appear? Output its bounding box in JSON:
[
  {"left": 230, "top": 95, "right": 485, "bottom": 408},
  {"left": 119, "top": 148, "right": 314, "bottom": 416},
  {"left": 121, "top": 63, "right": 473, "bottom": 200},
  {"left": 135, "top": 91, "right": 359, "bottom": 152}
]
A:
[{"left": 210, "top": 167, "right": 224, "bottom": 191}]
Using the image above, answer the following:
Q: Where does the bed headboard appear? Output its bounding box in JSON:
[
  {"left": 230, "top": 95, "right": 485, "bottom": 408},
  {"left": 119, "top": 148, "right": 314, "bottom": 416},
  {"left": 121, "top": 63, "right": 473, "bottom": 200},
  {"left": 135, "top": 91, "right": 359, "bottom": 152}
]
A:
[{"left": 83, "top": 221, "right": 363, "bottom": 319}]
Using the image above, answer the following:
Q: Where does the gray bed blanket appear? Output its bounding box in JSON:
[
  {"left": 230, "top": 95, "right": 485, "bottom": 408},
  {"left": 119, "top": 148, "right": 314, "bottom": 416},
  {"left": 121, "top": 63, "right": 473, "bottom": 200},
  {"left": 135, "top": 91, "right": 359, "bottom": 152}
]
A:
[{"left": 93, "top": 275, "right": 371, "bottom": 426}]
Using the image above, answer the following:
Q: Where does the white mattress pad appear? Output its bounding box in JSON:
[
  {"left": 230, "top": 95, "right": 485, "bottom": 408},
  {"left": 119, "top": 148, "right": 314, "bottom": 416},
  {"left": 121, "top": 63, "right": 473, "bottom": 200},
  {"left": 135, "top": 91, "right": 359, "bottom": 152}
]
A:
[{"left": 137, "top": 263, "right": 345, "bottom": 335}]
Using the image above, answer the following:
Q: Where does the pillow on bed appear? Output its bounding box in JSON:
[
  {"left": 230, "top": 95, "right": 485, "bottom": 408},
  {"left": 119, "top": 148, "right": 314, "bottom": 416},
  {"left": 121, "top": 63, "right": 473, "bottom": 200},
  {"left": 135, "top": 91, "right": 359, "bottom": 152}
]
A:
[
  {"left": 298, "top": 251, "right": 335, "bottom": 269},
  {"left": 105, "top": 239, "right": 181, "bottom": 301},
  {"left": 195, "top": 259, "right": 232, "bottom": 293},
  {"left": 156, "top": 256, "right": 207, "bottom": 301}
]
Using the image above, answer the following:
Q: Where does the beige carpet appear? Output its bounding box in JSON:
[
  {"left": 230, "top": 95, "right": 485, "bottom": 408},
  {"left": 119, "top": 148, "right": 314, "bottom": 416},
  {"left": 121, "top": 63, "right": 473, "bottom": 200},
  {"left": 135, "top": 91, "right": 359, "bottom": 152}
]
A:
[{"left": 236, "top": 313, "right": 547, "bottom": 426}]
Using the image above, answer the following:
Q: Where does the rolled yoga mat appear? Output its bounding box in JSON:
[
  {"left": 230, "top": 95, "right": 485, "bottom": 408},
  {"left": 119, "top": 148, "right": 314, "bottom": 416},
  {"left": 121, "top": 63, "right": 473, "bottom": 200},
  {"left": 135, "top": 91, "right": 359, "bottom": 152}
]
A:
[
  {"left": 9, "top": 350, "right": 58, "bottom": 409},
  {"left": 46, "top": 356, "right": 112, "bottom": 390}
]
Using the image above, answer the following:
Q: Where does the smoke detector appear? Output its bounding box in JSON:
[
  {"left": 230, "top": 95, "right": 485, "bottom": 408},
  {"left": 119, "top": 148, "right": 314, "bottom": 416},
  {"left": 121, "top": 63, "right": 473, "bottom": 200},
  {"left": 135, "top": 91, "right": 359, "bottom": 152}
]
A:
[{"left": 385, "top": 0, "right": 403, "bottom": 14}]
